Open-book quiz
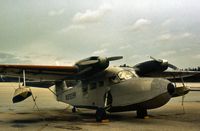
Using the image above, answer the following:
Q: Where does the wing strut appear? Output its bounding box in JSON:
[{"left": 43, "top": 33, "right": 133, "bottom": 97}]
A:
[
  {"left": 180, "top": 75, "right": 185, "bottom": 114},
  {"left": 23, "top": 70, "right": 26, "bottom": 86},
  {"left": 23, "top": 70, "right": 39, "bottom": 110}
]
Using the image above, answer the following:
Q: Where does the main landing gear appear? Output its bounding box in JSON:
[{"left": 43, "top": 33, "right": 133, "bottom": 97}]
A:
[
  {"left": 72, "top": 106, "right": 77, "bottom": 113},
  {"left": 95, "top": 108, "right": 108, "bottom": 122},
  {"left": 136, "top": 109, "right": 148, "bottom": 119}
]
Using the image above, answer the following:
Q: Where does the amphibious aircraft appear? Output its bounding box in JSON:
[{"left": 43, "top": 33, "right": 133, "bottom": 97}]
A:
[{"left": 0, "top": 56, "right": 199, "bottom": 122}]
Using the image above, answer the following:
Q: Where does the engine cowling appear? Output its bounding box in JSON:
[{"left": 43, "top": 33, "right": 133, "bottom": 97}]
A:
[
  {"left": 134, "top": 60, "right": 168, "bottom": 76},
  {"left": 75, "top": 56, "right": 122, "bottom": 77},
  {"left": 75, "top": 56, "right": 109, "bottom": 73}
]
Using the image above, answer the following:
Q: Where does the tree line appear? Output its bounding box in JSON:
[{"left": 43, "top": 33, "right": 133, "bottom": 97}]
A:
[{"left": 184, "top": 67, "right": 200, "bottom": 71}]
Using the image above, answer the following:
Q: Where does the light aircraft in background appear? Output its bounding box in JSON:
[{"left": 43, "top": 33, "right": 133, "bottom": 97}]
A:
[{"left": 0, "top": 56, "right": 199, "bottom": 122}]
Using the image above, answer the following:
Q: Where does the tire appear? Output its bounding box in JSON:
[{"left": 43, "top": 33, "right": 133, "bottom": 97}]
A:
[
  {"left": 96, "top": 108, "right": 107, "bottom": 122},
  {"left": 72, "top": 107, "right": 76, "bottom": 113},
  {"left": 136, "top": 109, "right": 147, "bottom": 118}
]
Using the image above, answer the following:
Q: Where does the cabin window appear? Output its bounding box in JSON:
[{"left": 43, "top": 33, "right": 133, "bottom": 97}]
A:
[
  {"left": 82, "top": 85, "right": 88, "bottom": 92},
  {"left": 90, "top": 82, "right": 97, "bottom": 90},
  {"left": 82, "top": 81, "right": 88, "bottom": 95},
  {"left": 109, "top": 75, "right": 120, "bottom": 84},
  {"left": 117, "top": 70, "right": 133, "bottom": 80},
  {"left": 99, "top": 81, "right": 104, "bottom": 87}
]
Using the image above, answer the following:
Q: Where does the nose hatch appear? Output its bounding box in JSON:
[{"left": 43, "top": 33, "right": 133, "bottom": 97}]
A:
[{"left": 167, "top": 83, "right": 175, "bottom": 95}]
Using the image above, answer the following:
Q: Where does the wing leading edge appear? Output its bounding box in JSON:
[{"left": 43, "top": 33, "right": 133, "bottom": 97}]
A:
[
  {"left": 144, "top": 70, "right": 200, "bottom": 82},
  {"left": 0, "top": 64, "right": 79, "bottom": 81}
]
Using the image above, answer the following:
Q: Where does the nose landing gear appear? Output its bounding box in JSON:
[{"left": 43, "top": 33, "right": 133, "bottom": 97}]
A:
[
  {"left": 136, "top": 109, "right": 148, "bottom": 119},
  {"left": 95, "top": 108, "right": 108, "bottom": 122},
  {"left": 95, "top": 91, "right": 113, "bottom": 122}
]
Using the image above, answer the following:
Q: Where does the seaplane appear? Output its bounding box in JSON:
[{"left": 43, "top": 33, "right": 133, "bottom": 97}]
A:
[{"left": 0, "top": 56, "right": 199, "bottom": 122}]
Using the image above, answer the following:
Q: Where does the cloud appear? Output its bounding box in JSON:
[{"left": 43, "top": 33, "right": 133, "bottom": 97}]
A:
[
  {"left": 193, "top": 54, "right": 200, "bottom": 59},
  {"left": 59, "top": 4, "right": 112, "bottom": 33},
  {"left": 0, "top": 52, "right": 31, "bottom": 64},
  {"left": 180, "top": 48, "right": 191, "bottom": 52},
  {"left": 158, "top": 33, "right": 172, "bottom": 41},
  {"left": 72, "top": 4, "right": 112, "bottom": 24},
  {"left": 161, "top": 19, "right": 174, "bottom": 27},
  {"left": 100, "top": 43, "right": 112, "bottom": 48},
  {"left": 179, "top": 32, "right": 192, "bottom": 38},
  {"left": 48, "top": 8, "right": 65, "bottom": 16},
  {"left": 160, "top": 50, "right": 176, "bottom": 57},
  {"left": 92, "top": 49, "right": 107, "bottom": 56},
  {"left": 119, "top": 44, "right": 131, "bottom": 50},
  {"left": 131, "top": 55, "right": 141, "bottom": 59},
  {"left": 129, "top": 18, "right": 151, "bottom": 31},
  {"left": 158, "top": 32, "right": 193, "bottom": 42},
  {"left": 60, "top": 25, "right": 85, "bottom": 32},
  {"left": 22, "top": 53, "right": 74, "bottom": 65}
]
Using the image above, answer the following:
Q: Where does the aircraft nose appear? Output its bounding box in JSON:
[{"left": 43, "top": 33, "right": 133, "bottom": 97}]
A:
[
  {"left": 151, "top": 78, "right": 175, "bottom": 96},
  {"left": 167, "top": 83, "right": 175, "bottom": 95}
]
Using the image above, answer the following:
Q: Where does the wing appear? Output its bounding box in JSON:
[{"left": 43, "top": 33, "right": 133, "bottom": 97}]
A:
[
  {"left": 144, "top": 70, "right": 200, "bottom": 82},
  {"left": 0, "top": 64, "right": 79, "bottom": 81}
]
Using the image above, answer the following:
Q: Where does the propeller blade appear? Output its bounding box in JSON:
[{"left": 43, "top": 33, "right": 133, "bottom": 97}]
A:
[
  {"left": 107, "top": 56, "right": 123, "bottom": 61},
  {"left": 78, "top": 60, "right": 99, "bottom": 66},
  {"left": 150, "top": 56, "right": 163, "bottom": 63},
  {"left": 150, "top": 56, "right": 179, "bottom": 70},
  {"left": 168, "top": 63, "right": 179, "bottom": 70}
]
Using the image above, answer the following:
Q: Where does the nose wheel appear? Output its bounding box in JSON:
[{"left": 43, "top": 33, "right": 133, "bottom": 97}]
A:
[
  {"left": 96, "top": 108, "right": 108, "bottom": 122},
  {"left": 136, "top": 109, "right": 148, "bottom": 118}
]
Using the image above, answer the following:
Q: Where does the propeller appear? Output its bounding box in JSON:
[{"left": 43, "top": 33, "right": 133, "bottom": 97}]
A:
[
  {"left": 107, "top": 56, "right": 123, "bottom": 61},
  {"left": 78, "top": 60, "right": 99, "bottom": 66},
  {"left": 150, "top": 56, "right": 179, "bottom": 70},
  {"left": 77, "top": 56, "right": 123, "bottom": 66},
  {"left": 168, "top": 63, "right": 179, "bottom": 70}
]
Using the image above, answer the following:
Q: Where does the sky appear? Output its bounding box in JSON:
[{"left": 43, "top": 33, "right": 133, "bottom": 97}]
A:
[{"left": 0, "top": 0, "right": 200, "bottom": 68}]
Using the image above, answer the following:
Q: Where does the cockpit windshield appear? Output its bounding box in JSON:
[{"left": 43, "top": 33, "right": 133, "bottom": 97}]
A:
[{"left": 117, "top": 70, "right": 134, "bottom": 80}]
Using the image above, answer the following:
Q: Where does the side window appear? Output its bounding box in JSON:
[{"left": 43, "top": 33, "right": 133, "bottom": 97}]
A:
[
  {"left": 99, "top": 81, "right": 104, "bottom": 87},
  {"left": 109, "top": 75, "right": 119, "bottom": 84},
  {"left": 82, "top": 81, "right": 88, "bottom": 95},
  {"left": 90, "top": 82, "right": 97, "bottom": 90},
  {"left": 118, "top": 70, "right": 133, "bottom": 80}
]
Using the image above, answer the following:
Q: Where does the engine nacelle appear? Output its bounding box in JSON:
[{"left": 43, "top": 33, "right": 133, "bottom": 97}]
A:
[
  {"left": 75, "top": 56, "right": 109, "bottom": 76},
  {"left": 133, "top": 60, "right": 168, "bottom": 76}
]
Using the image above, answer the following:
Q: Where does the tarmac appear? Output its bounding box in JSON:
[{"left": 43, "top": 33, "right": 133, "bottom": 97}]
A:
[{"left": 0, "top": 83, "right": 200, "bottom": 131}]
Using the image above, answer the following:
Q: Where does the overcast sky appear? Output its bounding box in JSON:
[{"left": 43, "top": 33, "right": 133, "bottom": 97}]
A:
[{"left": 0, "top": 0, "right": 200, "bottom": 68}]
